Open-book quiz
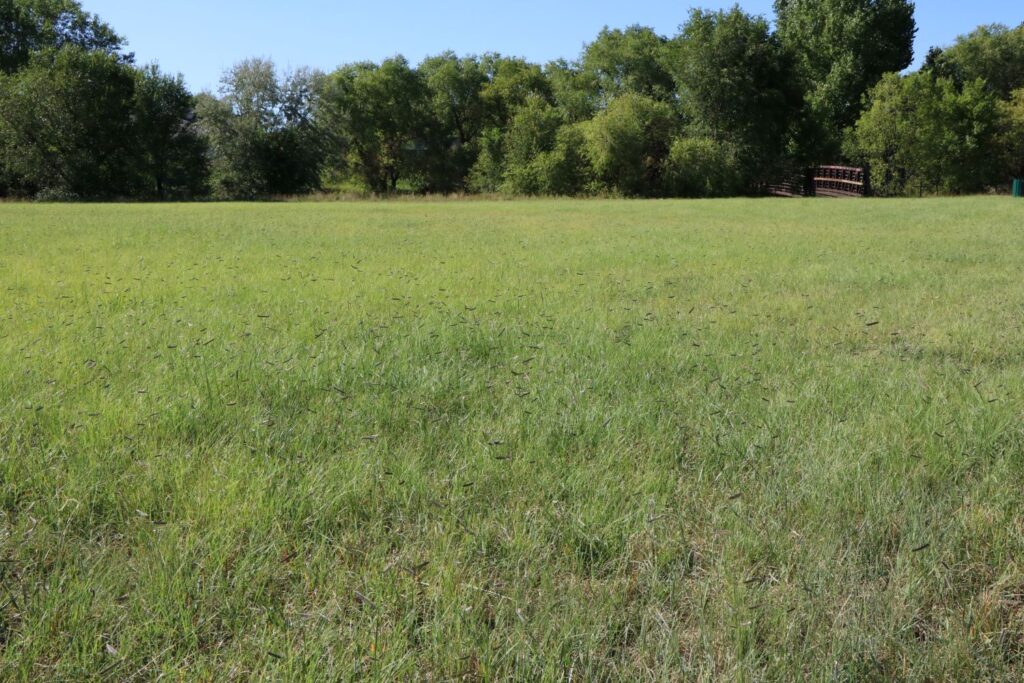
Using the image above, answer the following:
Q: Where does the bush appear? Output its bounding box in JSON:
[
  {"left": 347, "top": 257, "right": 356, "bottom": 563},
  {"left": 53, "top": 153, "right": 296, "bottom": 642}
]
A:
[
  {"left": 846, "top": 72, "right": 1002, "bottom": 196},
  {"left": 502, "top": 124, "right": 592, "bottom": 196},
  {"left": 0, "top": 47, "right": 137, "bottom": 199},
  {"left": 999, "top": 88, "right": 1024, "bottom": 180},
  {"left": 582, "top": 93, "right": 676, "bottom": 196},
  {"left": 467, "top": 128, "right": 504, "bottom": 193},
  {"left": 663, "top": 137, "right": 744, "bottom": 197}
]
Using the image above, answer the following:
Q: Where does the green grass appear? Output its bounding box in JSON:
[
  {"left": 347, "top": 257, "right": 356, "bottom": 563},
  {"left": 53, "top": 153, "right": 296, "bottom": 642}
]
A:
[{"left": 1, "top": 198, "right": 1023, "bottom": 681}]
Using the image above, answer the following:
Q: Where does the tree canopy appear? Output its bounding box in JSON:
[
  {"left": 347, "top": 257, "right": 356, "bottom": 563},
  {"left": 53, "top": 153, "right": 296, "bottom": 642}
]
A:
[
  {"left": 1, "top": 0, "right": 1022, "bottom": 200},
  {"left": 667, "top": 7, "right": 802, "bottom": 181},
  {"left": 846, "top": 71, "right": 1002, "bottom": 195},
  {"left": 924, "top": 24, "right": 1024, "bottom": 98},
  {"left": 0, "top": 0, "right": 123, "bottom": 74},
  {"left": 198, "top": 59, "right": 325, "bottom": 198},
  {"left": 775, "top": 0, "right": 916, "bottom": 160}
]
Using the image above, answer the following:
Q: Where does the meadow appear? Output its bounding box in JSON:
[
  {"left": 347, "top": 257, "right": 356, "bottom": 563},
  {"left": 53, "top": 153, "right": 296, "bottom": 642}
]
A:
[{"left": 1, "top": 197, "right": 1023, "bottom": 681}]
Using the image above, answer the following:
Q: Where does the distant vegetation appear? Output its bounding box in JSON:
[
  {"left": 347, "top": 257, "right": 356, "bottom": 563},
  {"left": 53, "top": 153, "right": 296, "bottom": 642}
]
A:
[{"left": 1, "top": 0, "right": 1023, "bottom": 199}]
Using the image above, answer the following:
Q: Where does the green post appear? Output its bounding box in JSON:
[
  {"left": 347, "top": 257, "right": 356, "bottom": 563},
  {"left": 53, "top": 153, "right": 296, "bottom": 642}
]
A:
[{"left": 1013, "top": 178, "right": 1024, "bottom": 198}]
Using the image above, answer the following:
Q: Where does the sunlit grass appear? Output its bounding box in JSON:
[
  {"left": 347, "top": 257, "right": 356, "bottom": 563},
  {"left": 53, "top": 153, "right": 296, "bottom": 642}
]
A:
[{"left": 1, "top": 197, "right": 1023, "bottom": 680}]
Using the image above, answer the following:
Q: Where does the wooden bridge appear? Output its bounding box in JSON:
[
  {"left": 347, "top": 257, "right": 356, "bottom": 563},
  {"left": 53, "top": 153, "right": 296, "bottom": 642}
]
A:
[{"left": 765, "top": 166, "right": 870, "bottom": 198}]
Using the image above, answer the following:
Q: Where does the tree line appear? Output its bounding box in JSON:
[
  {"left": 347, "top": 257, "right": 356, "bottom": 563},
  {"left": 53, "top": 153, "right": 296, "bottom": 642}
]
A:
[{"left": 1, "top": 0, "right": 1022, "bottom": 200}]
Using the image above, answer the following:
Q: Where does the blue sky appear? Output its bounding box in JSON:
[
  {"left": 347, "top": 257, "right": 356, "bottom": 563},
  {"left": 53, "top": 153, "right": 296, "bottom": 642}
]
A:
[{"left": 87, "top": 1, "right": 1021, "bottom": 92}]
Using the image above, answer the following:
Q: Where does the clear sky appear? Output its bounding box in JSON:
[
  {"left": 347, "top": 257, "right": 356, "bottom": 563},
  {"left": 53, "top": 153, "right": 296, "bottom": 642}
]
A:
[{"left": 86, "top": 0, "right": 1021, "bottom": 92}]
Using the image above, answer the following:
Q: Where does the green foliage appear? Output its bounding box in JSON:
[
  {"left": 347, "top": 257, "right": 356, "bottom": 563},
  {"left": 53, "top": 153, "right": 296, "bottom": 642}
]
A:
[
  {"left": 467, "top": 127, "right": 504, "bottom": 193},
  {"left": 420, "top": 52, "right": 488, "bottom": 146},
  {"left": 545, "top": 59, "right": 600, "bottom": 124},
  {"left": 417, "top": 53, "right": 489, "bottom": 192},
  {"left": 499, "top": 97, "right": 591, "bottom": 195},
  {"left": 663, "top": 136, "right": 744, "bottom": 197},
  {"left": 846, "top": 72, "right": 1002, "bottom": 195},
  {"left": 925, "top": 24, "right": 1024, "bottom": 99},
  {"left": 665, "top": 8, "right": 801, "bottom": 188},
  {"left": 320, "top": 57, "right": 430, "bottom": 194},
  {"left": 479, "top": 54, "right": 552, "bottom": 128},
  {"left": 998, "top": 88, "right": 1024, "bottom": 179},
  {"left": 1, "top": 1, "right": 1020, "bottom": 199},
  {"left": 0, "top": 0, "right": 123, "bottom": 74},
  {"left": 544, "top": 125, "right": 593, "bottom": 195},
  {"left": 0, "top": 3, "right": 209, "bottom": 200},
  {"left": 131, "top": 66, "right": 209, "bottom": 199},
  {"left": 581, "top": 25, "right": 675, "bottom": 103},
  {"left": 500, "top": 96, "right": 562, "bottom": 195},
  {"left": 199, "top": 59, "right": 325, "bottom": 199},
  {"left": 583, "top": 93, "right": 676, "bottom": 196},
  {"left": 775, "top": 0, "right": 916, "bottom": 159},
  {"left": 0, "top": 46, "right": 136, "bottom": 198}
]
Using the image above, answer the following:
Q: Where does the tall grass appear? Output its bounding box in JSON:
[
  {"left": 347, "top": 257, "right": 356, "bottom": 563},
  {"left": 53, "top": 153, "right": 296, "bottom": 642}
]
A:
[{"left": 1, "top": 198, "right": 1023, "bottom": 680}]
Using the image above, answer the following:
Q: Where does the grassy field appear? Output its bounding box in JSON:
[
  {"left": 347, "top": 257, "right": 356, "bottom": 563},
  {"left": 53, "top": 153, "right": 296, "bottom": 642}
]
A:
[{"left": 1, "top": 198, "right": 1023, "bottom": 681}]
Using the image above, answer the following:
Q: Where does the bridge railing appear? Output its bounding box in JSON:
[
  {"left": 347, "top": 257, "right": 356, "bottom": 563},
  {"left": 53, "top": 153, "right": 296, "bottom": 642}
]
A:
[{"left": 764, "top": 166, "right": 871, "bottom": 198}]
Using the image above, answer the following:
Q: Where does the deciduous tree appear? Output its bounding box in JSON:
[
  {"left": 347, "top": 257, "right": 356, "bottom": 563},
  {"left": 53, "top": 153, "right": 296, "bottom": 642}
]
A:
[
  {"left": 581, "top": 26, "right": 674, "bottom": 104},
  {"left": 198, "top": 59, "right": 324, "bottom": 198},
  {"left": 320, "top": 57, "right": 430, "bottom": 194},
  {"left": 131, "top": 65, "right": 208, "bottom": 199},
  {"left": 499, "top": 95, "right": 590, "bottom": 195},
  {"left": 0, "top": 0, "right": 123, "bottom": 74},
  {"left": 925, "top": 24, "right": 1024, "bottom": 98},
  {"left": 666, "top": 8, "right": 801, "bottom": 188},
  {"left": 583, "top": 93, "right": 675, "bottom": 196},
  {"left": 775, "top": 0, "right": 916, "bottom": 160},
  {"left": 0, "top": 47, "right": 135, "bottom": 198},
  {"left": 846, "top": 72, "right": 1002, "bottom": 195}
]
